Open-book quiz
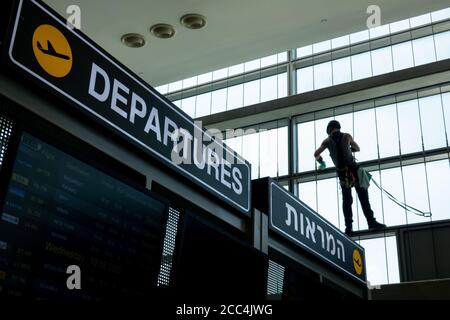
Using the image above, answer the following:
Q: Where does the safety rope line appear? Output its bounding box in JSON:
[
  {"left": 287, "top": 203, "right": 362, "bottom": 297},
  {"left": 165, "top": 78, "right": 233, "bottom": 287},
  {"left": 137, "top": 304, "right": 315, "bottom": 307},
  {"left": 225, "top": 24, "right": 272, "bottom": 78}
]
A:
[
  {"left": 416, "top": 95, "right": 434, "bottom": 222},
  {"left": 332, "top": 108, "right": 342, "bottom": 230},
  {"left": 373, "top": 98, "right": 390, "bottom": 283},
  {"left": 313, "top": 111, "right": 319, "bottom": 212},
  {"left": 393, "top": 94, "right": 409, "bottom": 225},
  {"left": 370, "top": 179, "right": 431, "bottom": 217}
]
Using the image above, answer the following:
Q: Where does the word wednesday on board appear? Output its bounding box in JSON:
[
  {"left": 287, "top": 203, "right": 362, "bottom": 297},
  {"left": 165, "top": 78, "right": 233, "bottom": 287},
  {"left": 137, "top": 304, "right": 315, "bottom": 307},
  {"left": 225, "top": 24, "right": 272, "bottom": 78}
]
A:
[
  {"left": 2, "top": 0, "right": 251, "bottom": 215},
  {"left": 253, "top": 178, "right": 366, "bottom": 283}
]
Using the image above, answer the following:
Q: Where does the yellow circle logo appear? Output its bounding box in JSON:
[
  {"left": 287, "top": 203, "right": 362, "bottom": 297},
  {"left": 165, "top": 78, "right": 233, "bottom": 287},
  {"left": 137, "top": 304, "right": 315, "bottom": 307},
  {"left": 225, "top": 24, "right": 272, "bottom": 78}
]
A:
[
  {"left": 353, "top": 249, "right": 363, "bottom": 275},
  {"left": 32, "top": 24, "right": 73, "bottom": 78}
]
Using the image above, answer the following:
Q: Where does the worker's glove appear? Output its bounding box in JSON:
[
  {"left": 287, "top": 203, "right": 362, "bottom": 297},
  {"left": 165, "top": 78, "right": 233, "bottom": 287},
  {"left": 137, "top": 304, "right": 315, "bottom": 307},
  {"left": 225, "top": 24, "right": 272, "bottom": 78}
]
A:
[{"left": 317, "top": 160, "right": 326, "bottom": 171}]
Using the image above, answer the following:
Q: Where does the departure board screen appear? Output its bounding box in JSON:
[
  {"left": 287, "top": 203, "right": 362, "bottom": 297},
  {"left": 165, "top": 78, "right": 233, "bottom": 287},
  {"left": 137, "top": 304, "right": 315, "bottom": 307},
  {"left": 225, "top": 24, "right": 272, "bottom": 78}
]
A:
[{"left": 0, "top": 133, "right": 168, "bottom": 300}]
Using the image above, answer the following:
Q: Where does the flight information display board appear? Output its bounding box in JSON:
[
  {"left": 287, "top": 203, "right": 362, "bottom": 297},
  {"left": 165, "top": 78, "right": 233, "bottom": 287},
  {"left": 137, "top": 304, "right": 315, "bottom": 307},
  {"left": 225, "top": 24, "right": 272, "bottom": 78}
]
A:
[{"left": 0, "top": 132, "right": 168, "bottom": 300}]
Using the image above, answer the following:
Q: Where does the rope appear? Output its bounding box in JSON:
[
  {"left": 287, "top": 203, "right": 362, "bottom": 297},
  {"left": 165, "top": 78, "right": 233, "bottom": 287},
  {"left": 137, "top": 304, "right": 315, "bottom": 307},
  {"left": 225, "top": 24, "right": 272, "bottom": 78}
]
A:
[{"left": 370, "top": 177, "right": 432, "bottom": 218}]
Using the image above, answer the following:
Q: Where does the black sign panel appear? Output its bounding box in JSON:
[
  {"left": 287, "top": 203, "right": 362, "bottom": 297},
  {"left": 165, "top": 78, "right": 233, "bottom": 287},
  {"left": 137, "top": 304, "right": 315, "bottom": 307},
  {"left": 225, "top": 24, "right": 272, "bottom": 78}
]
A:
[
  {"left": 2, "top": 0, "right": 251, "bottom": 215},
  {"left": 270, "top": 182, "right": 366, "bottom": 283}
]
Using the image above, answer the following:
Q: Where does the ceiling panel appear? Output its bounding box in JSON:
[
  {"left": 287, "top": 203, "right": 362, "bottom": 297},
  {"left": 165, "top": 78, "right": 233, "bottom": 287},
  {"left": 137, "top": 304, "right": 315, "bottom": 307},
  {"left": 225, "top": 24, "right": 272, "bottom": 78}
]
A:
[{"left": 43, "top": 0, "right": 450, "bottom": 86}]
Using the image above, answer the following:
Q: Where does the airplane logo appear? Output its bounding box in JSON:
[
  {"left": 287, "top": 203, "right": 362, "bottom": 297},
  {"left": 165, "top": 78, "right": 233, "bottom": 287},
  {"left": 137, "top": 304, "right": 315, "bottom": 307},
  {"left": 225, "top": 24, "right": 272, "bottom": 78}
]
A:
[
  {"left": 32, "top": 24, "right": 73, "bottom": 78},
  {"left": 36, "top": 40, "right": 71, "bottom": 60},
  {"left": 353, "top": 249, "right": 363, "bottom": 275}
]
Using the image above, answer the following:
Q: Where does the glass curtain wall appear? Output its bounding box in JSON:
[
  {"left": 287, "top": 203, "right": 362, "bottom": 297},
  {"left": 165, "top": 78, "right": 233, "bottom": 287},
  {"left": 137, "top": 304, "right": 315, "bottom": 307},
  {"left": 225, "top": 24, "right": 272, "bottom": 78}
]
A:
[
  {"left": 153, "top": 7, "right": 450, "bottom": 286},
  {"left": 296, "top": 85, "right": 450, "bottom": 285}
]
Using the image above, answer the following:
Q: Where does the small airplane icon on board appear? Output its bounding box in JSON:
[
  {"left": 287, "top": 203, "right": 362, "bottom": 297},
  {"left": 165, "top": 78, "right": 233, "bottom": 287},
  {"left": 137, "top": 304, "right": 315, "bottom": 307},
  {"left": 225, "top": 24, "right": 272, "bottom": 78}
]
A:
[{"left": 37, "top": 40, "right": 71, "bottom": 60}]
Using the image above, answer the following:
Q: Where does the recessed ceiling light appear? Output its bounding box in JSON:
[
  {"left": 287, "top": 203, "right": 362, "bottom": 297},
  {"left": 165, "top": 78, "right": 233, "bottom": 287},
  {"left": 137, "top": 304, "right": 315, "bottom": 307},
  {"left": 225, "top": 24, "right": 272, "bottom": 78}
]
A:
[
  {"left": 180, "top": 13, "right": 207, "bottom": 29},
  {"left": 150, "top": 23, "right": 176, "bottom": 39},
  {"left": 121, "top": 33, "right": 146, "bottom": 48}
]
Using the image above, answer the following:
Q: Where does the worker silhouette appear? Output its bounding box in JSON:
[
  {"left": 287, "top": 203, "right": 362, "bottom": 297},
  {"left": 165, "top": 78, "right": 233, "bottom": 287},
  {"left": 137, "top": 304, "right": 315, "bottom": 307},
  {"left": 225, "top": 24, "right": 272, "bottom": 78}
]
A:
[{"left": 314, "top": 120, "right": 386, "bottom": 237}]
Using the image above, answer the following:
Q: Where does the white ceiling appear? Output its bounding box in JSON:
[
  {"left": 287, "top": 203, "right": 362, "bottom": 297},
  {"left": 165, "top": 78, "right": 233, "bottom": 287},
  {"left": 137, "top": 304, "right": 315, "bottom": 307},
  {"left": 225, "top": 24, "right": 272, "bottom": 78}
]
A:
[{"left": 44, "top": 0, "right": 450, "bottom": 87}]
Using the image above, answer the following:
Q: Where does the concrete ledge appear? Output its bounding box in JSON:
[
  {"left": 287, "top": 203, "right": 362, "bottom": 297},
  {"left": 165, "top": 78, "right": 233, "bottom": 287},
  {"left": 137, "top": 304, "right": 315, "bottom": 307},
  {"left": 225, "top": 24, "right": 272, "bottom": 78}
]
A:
[{"left": 370, "top": 278, "right": 450, "bottom": 300}]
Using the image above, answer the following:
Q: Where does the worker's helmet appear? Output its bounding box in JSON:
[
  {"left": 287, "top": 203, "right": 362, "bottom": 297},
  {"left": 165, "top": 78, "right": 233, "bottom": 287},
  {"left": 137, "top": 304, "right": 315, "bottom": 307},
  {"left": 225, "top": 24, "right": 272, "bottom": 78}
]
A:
[{"left": 326, "top": 120, "right": 341, "bottom": 135}]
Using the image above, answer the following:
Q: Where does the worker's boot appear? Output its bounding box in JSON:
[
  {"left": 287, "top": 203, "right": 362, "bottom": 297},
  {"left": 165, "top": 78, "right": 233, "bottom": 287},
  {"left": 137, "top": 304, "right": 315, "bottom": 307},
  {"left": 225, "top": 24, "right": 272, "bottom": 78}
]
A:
[
  {"left": 345, "top": 227, "right": 354, "bottom": 237},
  {"left": 368, "top": 220, "right": 386, "bottom": 231}
]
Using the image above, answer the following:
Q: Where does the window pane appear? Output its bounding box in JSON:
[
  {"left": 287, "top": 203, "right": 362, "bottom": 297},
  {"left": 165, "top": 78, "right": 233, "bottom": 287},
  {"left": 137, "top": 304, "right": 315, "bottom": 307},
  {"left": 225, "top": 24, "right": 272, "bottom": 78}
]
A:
[
  {"left": 168, "top": 80, "right": 182, "bottom": 92},
  {"left": 195, "top": 92, "right": 211, "bottom": 118},
  {"left": 431, "top": 8, "right": 450, "bottom": 22},
  {"left": 435, "top": 31, "right": 450, "bottom": 60},
  {"left": 298, "top": 181, "right": 317, "bottom": 211},
  {"left": 181, "top": 96, "right": 196, "bottom": 118},
  {"left": 173, "top": 100, "right": 181, "bottom": 108},
  {"left": 233, "top": 135, "right": 243, "bottom": 157},
  {"left": 261, "top": 54, "right": 278, "bottom": 68},
  {"left": 313, "top": 40, "right": 331, "bottom": 54},
  {"left": 197, "top": 72, "right": 213, "bottom": 85},
  {"left": 376, "top": 104, "right": 399, "bottom": 158},
  {"left": 182, "top": 76, "right": 197, "bottom": 89},
  {"left": 313, "top": 61, "right": 332, "bottom": 90},
  {"left": 427, "top": 160, "right": 450, "bottom": 222},
  {"left": 261, "top": 74, "right": 278, "bottom": 102},
  {"left": 278, "top": 73, "right": 288, "bottom": 98},
  {"left": 392, "top": 41, "right": 414, "bottom": 71},
  {"left": 332, "top": 35, "right": 350, "bottom": 49},
  {"left": 412, "top": 36, "right": 436, "bottom": 66},
  {"left": 360, "top": 236, "right": 400, "bottom": 285},
  {"left": 334, "top": 112, "right": 353, "bottom": 140},
  {"left": 259, "top": 129, "right": 278, "bottom": 178},
  {"left": 226, "top": 134, "right": 243, "bottom": 157},
  {"left": 410, "top": 13, "right": 431, "bottom": 28},
  {"left": 402, "top": 163, "right": 431, "bottom": 225},
  {"left": 244, "top": 59, "right": 260, "bottom": 72},
  {"left": 354, "top": 109, "right": 378, "bottom": 162},
  {"left": 351, "top": 52, "right": 372, "bottom": 81},
  {"left": 442, "top": 92, "right": 450, "bottom": 139},
  {"left": 277, "top": 127, "right": 289, "bottom": 176},
  {"left": 243, "top": 132, "right": 259, "bottom": 179},
  {"left": 350, "top": 30, "right": 369, "bottom": 44},
  {"left": 297, "top": 45, "right": 313, "bottom": 58},
  {"left": 397, "top": 99, "right": 422, "bottom": 154},
  {"left": 332, "top": 57, "right": 352, "bottom": 85},
  {"left": 244, "top": 79, "right": 260, "bottom": 106},
  {"left": 228, "top": 64, "right": 244, "bottom": 77},
  {"left": 155, "top": 84, "right": 168, "bottom": 94},
  {"left": 315, "top": 117, "right": 334, "bottom": 168},
  {"left": 277, "top": 52, "right": 288, "bottom": 63},
  {"left": 380, "top": 167, "right": 407, "bottom": 227},
  {"left": 360, "top": 238, "right": 388, "bottom": 285},
  {"left": 371, "top": 46, "right": 393, "bottom": 76},
  {"left": 419, "top": 95, "right": 446, "bottom": 150},
  {"left": 211, "top": 88, "right": 227, "bottom": 114},
  {"left": 297, "top": 121, "right": 316, "bottom": 172},
  {"left": 212, "top": 67, "right": 228, "bottom": 81},
  {"left": 297, "top": 67, "right": 314, "bottom": 93},
  {"left": 317, "top": 178, "right": 340, "bottom": 228},
  {"left": 226, "top": 84, "right": 243, "bottom": 110},
  {"left": 369, "top": 25, "right": 390, "bottom": 39},
  {"left": 390, "top": 19, "right": 410, "bottom": 33}
]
